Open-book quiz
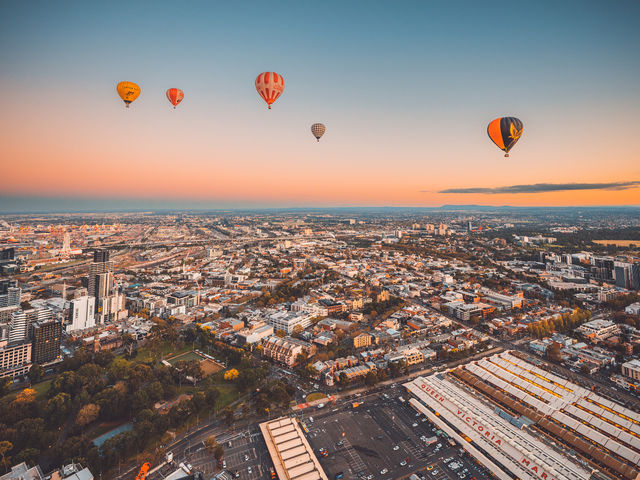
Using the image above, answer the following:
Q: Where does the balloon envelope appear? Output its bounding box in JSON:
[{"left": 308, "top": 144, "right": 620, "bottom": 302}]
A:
[
  {"left": 487, "top": 117, "right": 523, "bottom": 157},
  {"left": 166, "top": 88, "right": 184, "bottom": 108},
  {"left": 117, "top": 81, "right": 141, "bottom": 108},
  {"left": 311, "top": 123, "right": 326, "bottom": 142},
  {"left": 255, "top": 72, "right": 284, "bottom": 109}
]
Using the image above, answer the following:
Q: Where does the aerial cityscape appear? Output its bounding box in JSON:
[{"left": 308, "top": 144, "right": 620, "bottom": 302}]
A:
[{"left": 1, "top": 2, "right": 640, "bottom": 480}]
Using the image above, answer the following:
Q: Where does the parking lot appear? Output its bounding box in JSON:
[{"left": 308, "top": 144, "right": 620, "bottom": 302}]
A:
[
  {"left": 186, "top": 425, "right": 275, "bottom": 480},
  {"left": 302, "top": 387, "right": 494, "bottom": 480}
]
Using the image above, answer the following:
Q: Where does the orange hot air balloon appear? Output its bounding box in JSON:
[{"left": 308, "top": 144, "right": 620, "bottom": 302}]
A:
[
  {"left": 117, "top": 81, "right": 141, "bottom": 108},
  {"left": 255, "top": 72, "right": 285, "bottom": 109},
  {"left": 166, "top": 88, "right": 184, "bottom": 108}
]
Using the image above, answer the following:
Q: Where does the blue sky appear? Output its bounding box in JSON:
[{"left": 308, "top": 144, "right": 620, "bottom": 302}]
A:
[{"left": 1, "top": 1, "right": 639, "bottom": 210}]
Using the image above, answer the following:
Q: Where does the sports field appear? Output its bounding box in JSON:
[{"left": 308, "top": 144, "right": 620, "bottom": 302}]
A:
[
  {"left": 166, "top": 351, "right": 202, "bottom": 365},
  {"left": 165, "top": 350, "right": 225, "bottom": 377}
]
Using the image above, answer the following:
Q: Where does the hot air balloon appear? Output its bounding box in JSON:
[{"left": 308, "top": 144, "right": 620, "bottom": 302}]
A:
[
  {"left": 117, "top": 81, "right": 141, "bottom": 108},
  {"left": 487, "top": 117, "right": 523, "bottom": 157},
  {"left": 166, "top": 88, "right": 184, "bottom": 109},
  {"left": 255, "top": 72, "right": 284, "bottom": 109},
  {"left": 311, "top": 123, "right": 326, "bottom": 142}
]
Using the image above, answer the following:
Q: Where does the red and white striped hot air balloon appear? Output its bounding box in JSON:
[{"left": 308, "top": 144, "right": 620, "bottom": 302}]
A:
[
  {"left": 255, "top": 72, "right": 284, "bottom": 109},
  {"left": 166, "top": 88, "right": 184, "bottom": 108}
]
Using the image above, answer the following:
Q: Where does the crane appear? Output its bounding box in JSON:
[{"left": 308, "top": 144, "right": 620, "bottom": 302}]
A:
[{"left": 135, "top": 462, "right": 150, "bottom": 480}]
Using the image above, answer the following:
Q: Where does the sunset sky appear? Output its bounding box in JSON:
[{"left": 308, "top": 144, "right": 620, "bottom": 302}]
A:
[{"left": 1, "top": 1, "right": 639, "bottom": 210}]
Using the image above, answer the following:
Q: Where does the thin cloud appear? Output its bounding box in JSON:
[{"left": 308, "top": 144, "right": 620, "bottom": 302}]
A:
[{"left": 436, "top": 181, "right": 640, "bottom": 194}]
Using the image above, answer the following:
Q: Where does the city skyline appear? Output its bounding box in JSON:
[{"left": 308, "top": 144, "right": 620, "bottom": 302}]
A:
[{"left": 2, "top": 1, "right": 640, "bottom": 209}]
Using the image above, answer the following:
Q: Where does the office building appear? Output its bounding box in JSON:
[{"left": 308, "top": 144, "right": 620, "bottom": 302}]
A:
[
  {"left": 0, "top": 342, "right": 32, "bottom": 379},
  {"left": 31, "top": 319, "right": 62, "bottom": 364},
  {"left": 9, "top": 307, "right": 52, "bottom": 344},
  {"left": 0, "top": 279, "right": 21, "bottom": 308},
  {"left": 266, "top": 311, "right": 314, "bottom": 334},
  {"left": 622, "top": 359, "right": 640, "bottom": 382},
  {"left": 261, "top": 336, "right": 315, "bottom": 366},
  {"left": 67, "top": 295, "right": 96, "bottom": 332}
]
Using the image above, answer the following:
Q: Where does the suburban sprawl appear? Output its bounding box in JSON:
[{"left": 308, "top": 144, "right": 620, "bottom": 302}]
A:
[{"left": 1, "top": 207, "right": 640, "bottom": 480}]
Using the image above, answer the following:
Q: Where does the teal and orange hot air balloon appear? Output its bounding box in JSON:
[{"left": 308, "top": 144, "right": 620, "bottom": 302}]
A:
[{"left": 487, "top": 117, "right": 523, "bottom": 157}]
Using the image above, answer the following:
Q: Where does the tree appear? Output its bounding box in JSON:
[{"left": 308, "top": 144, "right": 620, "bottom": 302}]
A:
[
  {"left": 546, "top": 342, "right": 562, "bottom": 363},
  {"left": 205, "top": 435, "right": 218, "bottom": 454},
  {"left": 205, "top": 387, "right": 220, "bottom": 407},
  {"left": 28, "top": 364, "right": 44, "bottom": 383},
  {"left": 122, "top": 333, "right": 137, "bottom": 358},
  {"left": 224, "top": 369, "right": 239, "bottom": 381},
  {"left": 214, "top": 444, "right": 225, "bottom": 461},
  {"left": 76, "top": 403, "right": 100, "bottom": 427},
  {"left": 0, "top": 441, "right": 13, "bottom": 472},
  {"left": 0, "top": 378, "right": 10, "bottom": 397},
  {"left": 45, "top": 393, "right": 72, "bottom": 426},
  {"left": 14, "top": 388, "right": 36, "bottom": 404},
  {"left": 365, "top": 371, "right": 378, "bottom": 387},
  {"left": 223, "top": 407, "right": 234, "bottom": 426}
]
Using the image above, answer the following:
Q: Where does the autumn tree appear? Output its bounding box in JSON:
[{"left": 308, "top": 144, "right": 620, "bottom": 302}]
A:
[
  {"left": 0, "top": 441, "right": 13, "bottom": 472},
  {"left": 76, "top": 403, "right": 100, "bottom": 427}
]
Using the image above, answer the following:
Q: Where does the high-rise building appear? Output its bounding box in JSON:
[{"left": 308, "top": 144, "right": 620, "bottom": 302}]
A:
[
  {"left": 30, "top": 319, "right": 62, "bottom": 364},
  {"left": 592, "top": 256, "right": 615, "bottom": 282},
  {"left": 0, "top": 247, "right": 15, "bottom": 262},
  {"left": 67, "top": 295, "right": 96, "bottom": 332},
  {"left": 0, "top": 341, "right": 32, "bottom": 379},
  {"left": 9, "top": 307, "right": 53, "bottom": 344},
  {"left": 88, "top": 249, "right": 113, "bottom": 299},
  {"left": 62, "top": 232, "right": 71, "bottom": 252},
  {"left": 0, "top": 279, "right": 21, "bottom": 308},
  {"left": 87, "top": 249, "right": 124, "bottom": 323},
  {"left": 615, "top": 264, "right": 629, "bottom": 289},
  {"left": 631, "top": 263, "right": 640, "bottom": 290}
]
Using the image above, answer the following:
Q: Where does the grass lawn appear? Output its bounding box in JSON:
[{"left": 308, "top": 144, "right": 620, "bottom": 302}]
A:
[
  {"left": 32, "top": 379, "right": 52, "bottom": 400},
  {"left": 216, "top": 385, "right": 238, "bottom": 409},
  {"left": 131, "top": 342, "right": 193, "bottom": 364},
  {"left": 306, "top": 392, "right": 326, "bottom": 402},
  {"left": 3, "top": 378, "right": 52, "bottom": 402}
]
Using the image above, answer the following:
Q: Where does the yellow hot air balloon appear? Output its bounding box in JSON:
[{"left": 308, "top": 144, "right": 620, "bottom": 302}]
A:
[{"left": 117, "top": 81, "right": 141, "bottom": 108}]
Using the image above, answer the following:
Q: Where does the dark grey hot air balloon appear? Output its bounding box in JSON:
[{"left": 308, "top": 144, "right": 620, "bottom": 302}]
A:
[{"left": 311, "top": 123, "right": 326, "bottom": 142}]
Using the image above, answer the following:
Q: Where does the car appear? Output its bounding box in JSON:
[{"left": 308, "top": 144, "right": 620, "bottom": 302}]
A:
[
  {"left": 426, "top": 465, "right": 434, "bottom": 471},
  {"left": 431, "top": 470, "right": 439, "bottom": 476},
  {"left": 222, "top": 460, "right": 226, "bottom": 468},
  {"left": 400, "top": 461, "right": 407, "bottom": 466},
  {"left": 336, "top": 440, "right": 344, "bottom": 447},
  {"left": 228, "top": 441, "right": 232, "bottom": 447},
  {"left": 248, "top": 467, "right": 252, "bottom": 474},
  {"left": 436, "top": 443, "right": 442, "bottom": 449},
  {"left": 458, "top": 474, "right": 466, "bottom": 479},
  {"left": 412, "top": 423, "right": 418, "bottom": 427},
  {"left": 380, "top": 469, "right": 388, "bottom": 474},
  {"left": 335, "top": 473, "right": 344, "bottom": 480},
  {"left": 393, "top": 445, "right": 400, "bottom": 451},
  {"left": 234, "top": 472, "right": 240, "bottom": 478},
  {"left": 244, "top": 455, "right": 249, "bottom": 461}
]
